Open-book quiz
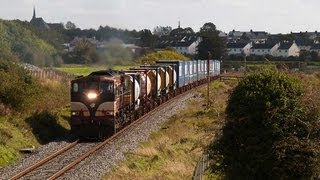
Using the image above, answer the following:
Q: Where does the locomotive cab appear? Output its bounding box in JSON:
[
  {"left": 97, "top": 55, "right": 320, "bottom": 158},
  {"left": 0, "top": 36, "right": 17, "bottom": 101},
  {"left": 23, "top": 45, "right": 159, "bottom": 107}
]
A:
[
  {"left": 71, "top": 77, "right": 119, "bottom": 139},
  {"left": 70, "top": 70, "right": 140, "bottom": 139}
]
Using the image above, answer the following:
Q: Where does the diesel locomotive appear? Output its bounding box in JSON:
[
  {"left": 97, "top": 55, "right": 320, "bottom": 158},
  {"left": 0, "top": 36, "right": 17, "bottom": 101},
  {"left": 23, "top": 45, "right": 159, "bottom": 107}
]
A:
[{"left": 70, "top": 60, "right": 220, "bottom": 139}]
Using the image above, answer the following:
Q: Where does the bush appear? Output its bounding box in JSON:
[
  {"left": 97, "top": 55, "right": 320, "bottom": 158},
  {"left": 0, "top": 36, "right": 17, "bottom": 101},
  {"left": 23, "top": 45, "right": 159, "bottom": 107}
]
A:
[
  {"left": 138, "top": 50, "right": 188, "bottom": 64},
  {"left": 0, "top": 62, "right": 40, "bottom": 111},
  {"left": 210, "top": 70, "right": 320, "bottom": 179}
]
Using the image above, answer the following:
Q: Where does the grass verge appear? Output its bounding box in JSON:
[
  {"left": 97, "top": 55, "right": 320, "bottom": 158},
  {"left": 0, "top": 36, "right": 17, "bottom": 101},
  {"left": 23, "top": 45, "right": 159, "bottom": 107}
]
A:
[
  {"left": 104, "top": 81, "right": 232, "bottom": 179},
  {"left": 0, "top": 78, "right": 71, "bottom": 167}
]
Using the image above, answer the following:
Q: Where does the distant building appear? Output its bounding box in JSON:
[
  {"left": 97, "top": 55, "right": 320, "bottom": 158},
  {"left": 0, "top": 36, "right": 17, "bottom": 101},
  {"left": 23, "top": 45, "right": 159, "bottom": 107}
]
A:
[
  {"left": 30, "top": 7, "right": 50, "bottom": 29},
  {"left": 227, "top": 42, "right": 252, "bottom": 56},
  {"left": 228, "top": 29, "right": 268, "bottom": 43},
  {"left": 295, "top": 40, "right": 312, "bottom": 51},
  {"left": 159, "top": 34, "right": 201, "bottom": 55},
  {"left": 310, "top": 43, "right": 320, "bottom": 56},
  {"left": 250, "top": 42, "right": 280, "bottom": 56},
  {"left": 156, "top": 24, "right": 201, "bottom": 55},
  {"left": 171, "top": 36, "right": 201, "bottom": 55},
  {"left": 275, "top": 42, "right": 300, "bottom": 57},
  {"left": 30, "top": 7, "right": 63, "bottom": 31}
]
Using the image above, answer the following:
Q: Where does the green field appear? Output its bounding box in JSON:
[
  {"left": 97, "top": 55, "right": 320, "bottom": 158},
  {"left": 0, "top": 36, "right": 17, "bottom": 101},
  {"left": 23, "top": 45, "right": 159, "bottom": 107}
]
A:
[{"left": 55, "top": 65, "right": 137, "bottom": 76}]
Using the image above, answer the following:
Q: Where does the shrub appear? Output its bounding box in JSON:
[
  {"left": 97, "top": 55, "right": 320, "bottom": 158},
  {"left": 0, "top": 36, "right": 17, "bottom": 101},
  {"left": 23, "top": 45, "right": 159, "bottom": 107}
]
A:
[
  {"left": 138, "top": 50, "right": 188, "bottom": 64},
  {"left": 210, "top": 70, "right": 320, "bottom": 179},
  {"left": 0, "top": 62, "right": 40, "bottom": 111}
]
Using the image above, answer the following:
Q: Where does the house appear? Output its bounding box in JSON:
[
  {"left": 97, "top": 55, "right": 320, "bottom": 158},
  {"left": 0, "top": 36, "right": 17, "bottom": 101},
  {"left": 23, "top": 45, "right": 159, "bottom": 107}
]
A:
[
  {"left": 157, "top": 25, "right": 201, "bottom": 55},
  {"left": 310, "top": 44, "right": 320, "bottom": 56},
  {"left": 250, "top": 42, "right": 280, "bottom": 56},
  {"left": 275, "top": 42, "right": 300, "bottom": 57},
  {"left": 295, "top": 40, "right": 312, "bottom": 51},
  {"left": 158, "top": 35, "right": 201, "bottom": 55},
  {"left": 228, "top": 30, "right": 244, "bottom": 42},
  {"left": 227, "top": 42, "right": 252, "bottom": 56},
  {"left": 228, "top": 30, "right": 268, "bottom": 43},
  {"left": 171, "top": 36, "right": 201, "bottom": 55}
]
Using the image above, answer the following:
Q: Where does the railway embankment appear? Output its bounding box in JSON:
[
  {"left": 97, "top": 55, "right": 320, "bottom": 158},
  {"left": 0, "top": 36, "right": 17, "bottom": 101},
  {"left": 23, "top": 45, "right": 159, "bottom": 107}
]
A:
[
  {"left": 0, "top": 63, "right": 71, "bottom": 168},
  {"left": 104, "top": 81, "right": 232, "bottom": 179},
  {"left": 1, "top": 80, "right": 231, "bottom": 180}
]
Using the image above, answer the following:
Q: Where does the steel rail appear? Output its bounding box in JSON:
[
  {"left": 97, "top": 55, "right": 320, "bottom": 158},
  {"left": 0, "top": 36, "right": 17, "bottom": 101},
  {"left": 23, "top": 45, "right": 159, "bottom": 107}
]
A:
[{"left": 10, "top": 139, "right": 79, "bottom": 180}]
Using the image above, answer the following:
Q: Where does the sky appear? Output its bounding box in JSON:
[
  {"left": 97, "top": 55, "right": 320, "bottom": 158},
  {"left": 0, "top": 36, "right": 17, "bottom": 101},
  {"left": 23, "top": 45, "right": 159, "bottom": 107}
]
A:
[{"left": 0, "top": 0, "right": 319, "bottom": 34}]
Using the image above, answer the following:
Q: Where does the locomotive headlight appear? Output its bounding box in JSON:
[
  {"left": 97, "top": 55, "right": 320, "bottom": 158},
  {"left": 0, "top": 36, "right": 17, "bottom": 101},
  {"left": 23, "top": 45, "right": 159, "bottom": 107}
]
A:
[
  {"left": 71, "top": 111, "right": 80, "bottom": 116},
  {"left": 87, "top": 92, "right": 98, "bottom": 100}
]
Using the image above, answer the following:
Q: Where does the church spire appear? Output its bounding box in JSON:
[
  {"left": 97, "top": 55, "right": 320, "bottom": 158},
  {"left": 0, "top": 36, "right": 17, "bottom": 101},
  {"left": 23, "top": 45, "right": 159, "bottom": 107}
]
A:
[
  {"left": 33, "top": 6, "right": 36, "bottom": 19},
  {"left": 178, "top": 20, "right": 181, "bottom": 28}
]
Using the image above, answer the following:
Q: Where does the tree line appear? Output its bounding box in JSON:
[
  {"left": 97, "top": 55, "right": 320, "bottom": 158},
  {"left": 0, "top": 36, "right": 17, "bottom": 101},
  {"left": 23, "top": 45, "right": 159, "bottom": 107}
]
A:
[{"left": 1, "top": 18, "right": 226, "bottom": 66}]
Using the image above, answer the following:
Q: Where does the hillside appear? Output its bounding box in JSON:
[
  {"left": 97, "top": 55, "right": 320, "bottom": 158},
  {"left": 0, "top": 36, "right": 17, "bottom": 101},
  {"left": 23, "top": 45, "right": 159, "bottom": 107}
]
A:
[
  {"left": 0, "top": 19, "right": 57, "bottom": 66},
  {"left": 0, "top": 20, "right": 70, "bottom": 167}
]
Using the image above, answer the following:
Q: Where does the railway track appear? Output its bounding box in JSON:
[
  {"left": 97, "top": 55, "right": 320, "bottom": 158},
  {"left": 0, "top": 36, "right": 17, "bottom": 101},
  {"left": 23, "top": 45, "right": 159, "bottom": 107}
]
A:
[
  {"left": 10, "top": 140, "right": 79, "bottom": 180},
  {"left": 9, "top": 81, "right": 207, "bottom": 180}
]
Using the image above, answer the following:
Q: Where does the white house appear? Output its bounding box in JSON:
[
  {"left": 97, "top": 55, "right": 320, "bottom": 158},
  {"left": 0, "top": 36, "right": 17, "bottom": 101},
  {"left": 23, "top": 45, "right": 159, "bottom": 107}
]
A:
[
  {"left": 250, "top": 43, "right": 280, "bottom": 56},
  {"left": 171, "top": 36, "right": 201, "bottom": 55},
  {"left": 227, "top": 42, "right": 252, "bottom": 56},
  {"left": 275, "top": 42, "right": 300, "bottom": 57}
]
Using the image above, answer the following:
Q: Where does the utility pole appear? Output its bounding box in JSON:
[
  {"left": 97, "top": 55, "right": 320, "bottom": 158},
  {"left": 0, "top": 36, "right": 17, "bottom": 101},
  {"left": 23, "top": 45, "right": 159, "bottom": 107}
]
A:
[
  {"left": 207, "top": 51, "right": 211, "bottom": 107},
  {"left": 244, "top": 54, "right": 247, "bottom": 75}
]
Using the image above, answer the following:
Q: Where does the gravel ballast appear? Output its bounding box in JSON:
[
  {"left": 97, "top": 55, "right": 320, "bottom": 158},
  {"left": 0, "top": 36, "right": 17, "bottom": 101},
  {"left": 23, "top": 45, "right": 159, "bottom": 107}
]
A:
[{"left": 0, "top": 90, "right": 201, "bottom": 180}]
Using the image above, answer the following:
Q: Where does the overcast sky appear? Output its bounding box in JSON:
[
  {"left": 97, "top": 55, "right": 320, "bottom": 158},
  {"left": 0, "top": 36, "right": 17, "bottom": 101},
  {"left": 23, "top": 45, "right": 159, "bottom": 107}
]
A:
[{"left": 0, "top": 0, "right": 319, "bottom": 33}]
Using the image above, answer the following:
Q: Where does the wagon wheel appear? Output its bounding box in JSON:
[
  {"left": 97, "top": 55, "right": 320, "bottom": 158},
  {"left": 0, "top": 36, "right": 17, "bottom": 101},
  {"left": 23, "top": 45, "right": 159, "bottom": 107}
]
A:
[{"left": 114, "top": 117, "right": 121, "bottom": 133}]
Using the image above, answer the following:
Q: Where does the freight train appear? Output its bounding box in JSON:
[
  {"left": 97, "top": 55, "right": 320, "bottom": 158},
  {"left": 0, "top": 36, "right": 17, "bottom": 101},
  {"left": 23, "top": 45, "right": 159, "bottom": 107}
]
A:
[{"left": 70, "top": 60, "right": 221, "bottom": 139}]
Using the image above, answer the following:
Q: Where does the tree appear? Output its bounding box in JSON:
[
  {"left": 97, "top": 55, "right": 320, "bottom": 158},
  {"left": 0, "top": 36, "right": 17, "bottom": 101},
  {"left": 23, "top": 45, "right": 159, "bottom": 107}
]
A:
[
  {"left": 153, "top": 26, "right": 172, "bottom": 37},
  {"left": 139, "top": 29, "right": 156, "bottom": 48},
  {"left": 310, "top": 51, "right": 319, "bottom": 61},
  {"left": 197, "top": 22, "right": 226, "bottom": 60},
  {"left": 97, "top": 39, "right": 134, "bottom": 66},
  {"left": 65, "top": 21, "right": 76, "bottom": 30},
  {"left": 299, "top": 50, "right": 311, "bottom": 61},
  {"left": 138, "top": 50, "right": 188, "bottom": 64},
  {"left": 210, "top": 70, "right": 320, "bottom": 179},
  {"left": 72, "top": 39, "right": 98, "bottom": 64},
  {"left": 170, "top": 27, "right": 195, "bottom": 36}
]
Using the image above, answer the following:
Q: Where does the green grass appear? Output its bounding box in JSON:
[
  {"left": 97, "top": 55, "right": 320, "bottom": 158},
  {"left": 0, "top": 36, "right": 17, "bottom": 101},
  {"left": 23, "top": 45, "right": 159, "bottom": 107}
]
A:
[
  {"left": 55, "top": 65, "right": 137, "bottom": 76},
  {"left": 0, "top": 106, "right": 71, "bottom": 167},
  {"left": 0, "top": 117, "right": 38, "bottom": 167},
  {"left": 104, "top": 81, "right": 231, "bottom": 179}
]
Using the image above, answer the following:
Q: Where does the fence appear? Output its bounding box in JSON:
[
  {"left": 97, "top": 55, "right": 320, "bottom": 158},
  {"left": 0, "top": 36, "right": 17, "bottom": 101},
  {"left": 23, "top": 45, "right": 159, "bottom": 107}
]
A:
[
  {"left": 193, "top": 153, "right": 210, "bottom": 180},
  {"left": 28, "top": 68, "right": 74, "bottom": 81}
]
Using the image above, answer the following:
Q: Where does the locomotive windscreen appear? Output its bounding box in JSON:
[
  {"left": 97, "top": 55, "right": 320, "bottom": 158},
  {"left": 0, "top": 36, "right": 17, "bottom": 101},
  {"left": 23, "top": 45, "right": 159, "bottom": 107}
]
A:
[{"left": 71, "top": 80, "right": 115, "bottom": 101}]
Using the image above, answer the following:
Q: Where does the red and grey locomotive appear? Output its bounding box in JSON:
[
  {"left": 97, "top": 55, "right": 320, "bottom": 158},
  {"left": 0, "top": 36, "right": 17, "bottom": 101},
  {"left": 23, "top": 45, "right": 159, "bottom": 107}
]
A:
[{"left": 70, "top": 60, "right": 220, "bottom": 139}]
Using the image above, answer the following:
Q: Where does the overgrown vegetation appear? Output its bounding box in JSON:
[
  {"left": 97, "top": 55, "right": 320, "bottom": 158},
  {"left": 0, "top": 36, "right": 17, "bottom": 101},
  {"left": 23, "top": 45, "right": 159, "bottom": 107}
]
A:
[
  {"left": 139, "top": 50, "right": 188, "bottom": 64},
  {"left": 0, "top": 19, "right": 58, "bottom": 66},
  {"left": 97, "top": 39, "right": 135, "bottom": 66},
  {"left": 209, "top": 70, "right": 320, "bottom": 179},
  {"left": 0, "top": 62, "right": 39, "bottom": 112},
  {"left": 0, "top": 61, "right": 70, "bottom": 167},
  {"left": 104, "top": 81, "right": 231, "bottom": 179}
]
